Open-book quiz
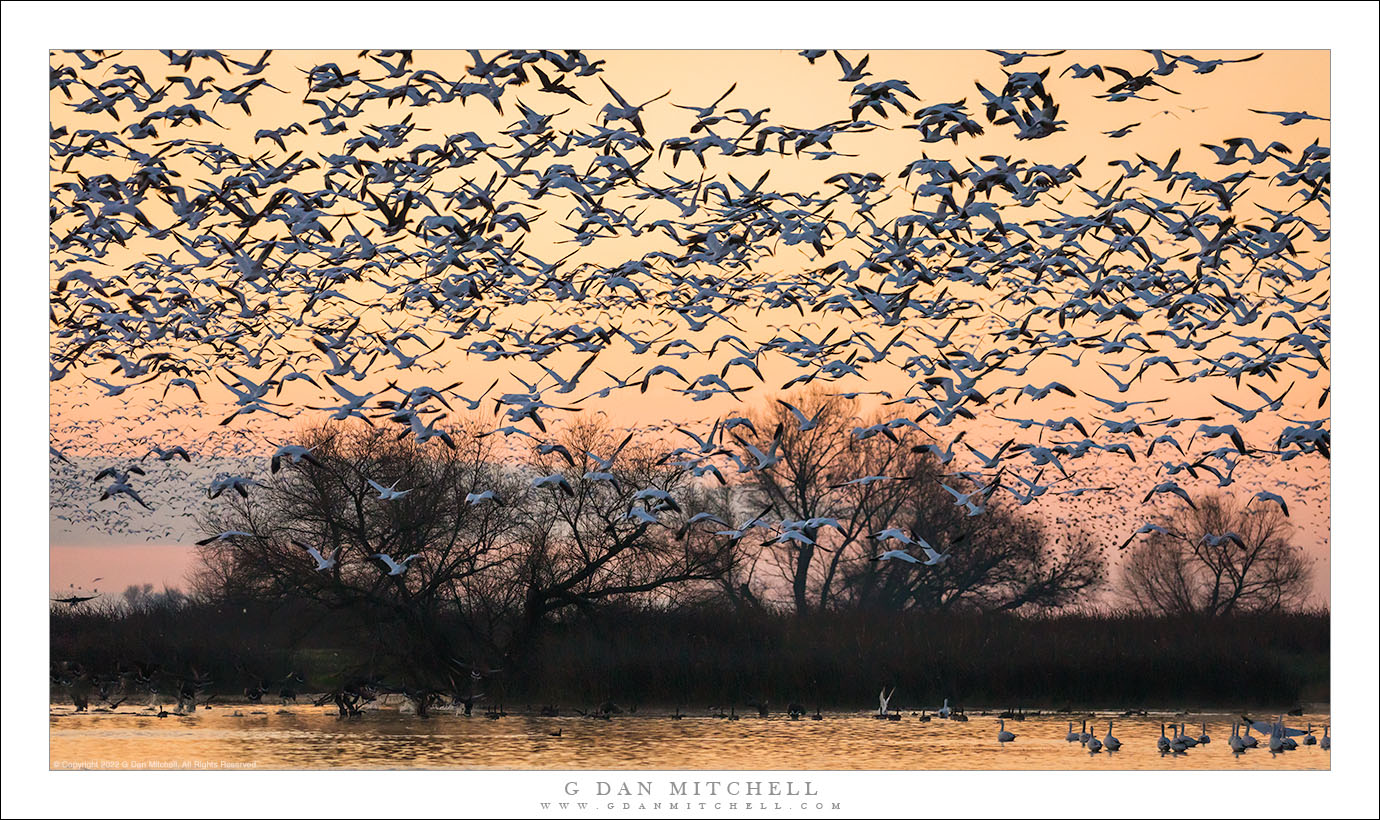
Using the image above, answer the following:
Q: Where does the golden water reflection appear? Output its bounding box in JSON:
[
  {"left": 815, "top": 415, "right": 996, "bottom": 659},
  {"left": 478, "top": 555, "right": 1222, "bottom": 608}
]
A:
[{"left": 49, "top": 705, "right": 1330, "bottom": 770}]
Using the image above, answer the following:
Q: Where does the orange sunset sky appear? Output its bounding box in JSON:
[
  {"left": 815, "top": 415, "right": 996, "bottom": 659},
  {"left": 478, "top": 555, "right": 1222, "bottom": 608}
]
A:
[{"left": 48, "top": 48, "right": 1330, "bottom": 600}]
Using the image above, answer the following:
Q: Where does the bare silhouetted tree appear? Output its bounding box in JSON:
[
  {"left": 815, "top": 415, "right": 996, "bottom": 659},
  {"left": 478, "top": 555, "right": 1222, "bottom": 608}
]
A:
[
  {"left": 195, "top": 416, "right": 739, "bottom": 690},
  {"left": 728, "top": 390, "right": 1104, "bottom": 614},
  {"left": 1120, "top": 492, "right": 1311, "bottom": 616},
  {"left": 506, "top": 417, "right": 738, "bottom": 660},
  {"left": 197, "top": 419, "right": 522, "bottom": 693}
]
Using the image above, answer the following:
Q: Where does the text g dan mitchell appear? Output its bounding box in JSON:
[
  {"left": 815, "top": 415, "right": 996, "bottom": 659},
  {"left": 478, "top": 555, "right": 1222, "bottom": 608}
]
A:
[{"left": 564, "top": 780, "right": 822, "bottom": 798}]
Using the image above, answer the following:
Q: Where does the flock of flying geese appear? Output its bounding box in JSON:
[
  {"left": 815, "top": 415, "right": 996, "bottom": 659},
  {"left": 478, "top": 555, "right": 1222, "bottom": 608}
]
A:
[{"left": 48, "top": 48, "right": 1328, "bottom": 588}]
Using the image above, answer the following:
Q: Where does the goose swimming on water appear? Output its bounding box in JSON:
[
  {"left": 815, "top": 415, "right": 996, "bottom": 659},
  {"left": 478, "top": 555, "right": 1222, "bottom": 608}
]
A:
[
  {"left": 1103, "top": 721, "right": 1121, "bottom": 751},
  {"left": 1228, "top": 722, "right": 1246, "bottom": 753}
]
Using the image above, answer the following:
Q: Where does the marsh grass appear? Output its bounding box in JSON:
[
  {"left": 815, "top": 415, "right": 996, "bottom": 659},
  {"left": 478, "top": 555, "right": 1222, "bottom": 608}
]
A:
[{"left": 50, "top": 600, "right": 1327, "bottom": 710}]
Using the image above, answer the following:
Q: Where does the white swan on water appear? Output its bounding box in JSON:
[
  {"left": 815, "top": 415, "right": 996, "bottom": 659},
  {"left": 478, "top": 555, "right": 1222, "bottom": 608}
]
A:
[{"left": 997, "top": 719, "right": 1015, "bottom": 743}]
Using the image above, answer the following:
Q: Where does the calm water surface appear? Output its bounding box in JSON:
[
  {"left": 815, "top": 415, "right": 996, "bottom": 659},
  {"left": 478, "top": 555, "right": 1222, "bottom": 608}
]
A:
[{"left": 50, "top": 703, "right": 1330, "bottom": 770}]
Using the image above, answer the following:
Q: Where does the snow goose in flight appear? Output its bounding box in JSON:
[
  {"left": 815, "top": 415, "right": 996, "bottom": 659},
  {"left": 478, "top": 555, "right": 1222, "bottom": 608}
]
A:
[
  {"left": 988, "top": 49, "right": 1066, "bottom": 67},
  {"left": 271, "top": 442, "right": 326, "bottom": 473},
  {"left": 871, "top": 528, "right": 915, "bottom": 545},
  {"left": 919, "top": 545, "right": 950, "bottom": 566},
  {"left": 633, "top": 486, "right": 681, "bottom": 512},
  {"left": 1248, "top": 108, "right": 1328, "bottom": 126},
  {"left": 596, "top": 77, "right": 669, "bottom": 136},
  {"left": 1142, "top": 481, "right": 1197, "bottom": 509},
  {"left": 373, "top": 553, "right": 418, "bottom": 576},
  {"left": 872, "top": 549, "right": 920, "bottom": 564},
  {"left": 532, "top": 473, "right": 575, "bottom": 496},
  {"left": 832, "top": 51, "right": 871, "bottom": 83},
  {"left": 626, "top": 507, "right": 661, "bottom": 525},
  {"left": 733, "top": 435, "right": 781, "bottom": 471},
  {"left": 1168, "top": 51, "right": 1262, "bottom": 74},
  {"left": 195, "top": 530, "right": 255, "bottom": 546},
  {"left": 295, "top": 540, "right": 339, "bottom": 571},
  {"left": 941, "top": 481, "right": 997, "bottom": 516},
  {"left": 586, "top": 431, "right": 635, "bottom": 471},
  {"left": 208, "top": 475, "right": 257, "bottom": 499},
  {"left": 776, "top": 399, "right": 825, "bottom": 431},
  {"left": 100, "top": 481, "right": 154, "bottom": 509},
  {"left": 366, "top": 478, "right": 412, "bottom": 501},
  {"left": 53, "top": 593, "right": 100, "bottom": 606},
  {"left": 1247, "top": 490, "right": 1290, "bottom": 517}
]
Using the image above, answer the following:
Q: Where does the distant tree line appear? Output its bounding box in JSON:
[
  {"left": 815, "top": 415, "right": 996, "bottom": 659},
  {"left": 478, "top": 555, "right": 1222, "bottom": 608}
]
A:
[{"left": 184, "top": 393, "right": 1310, "bottom": 697}]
